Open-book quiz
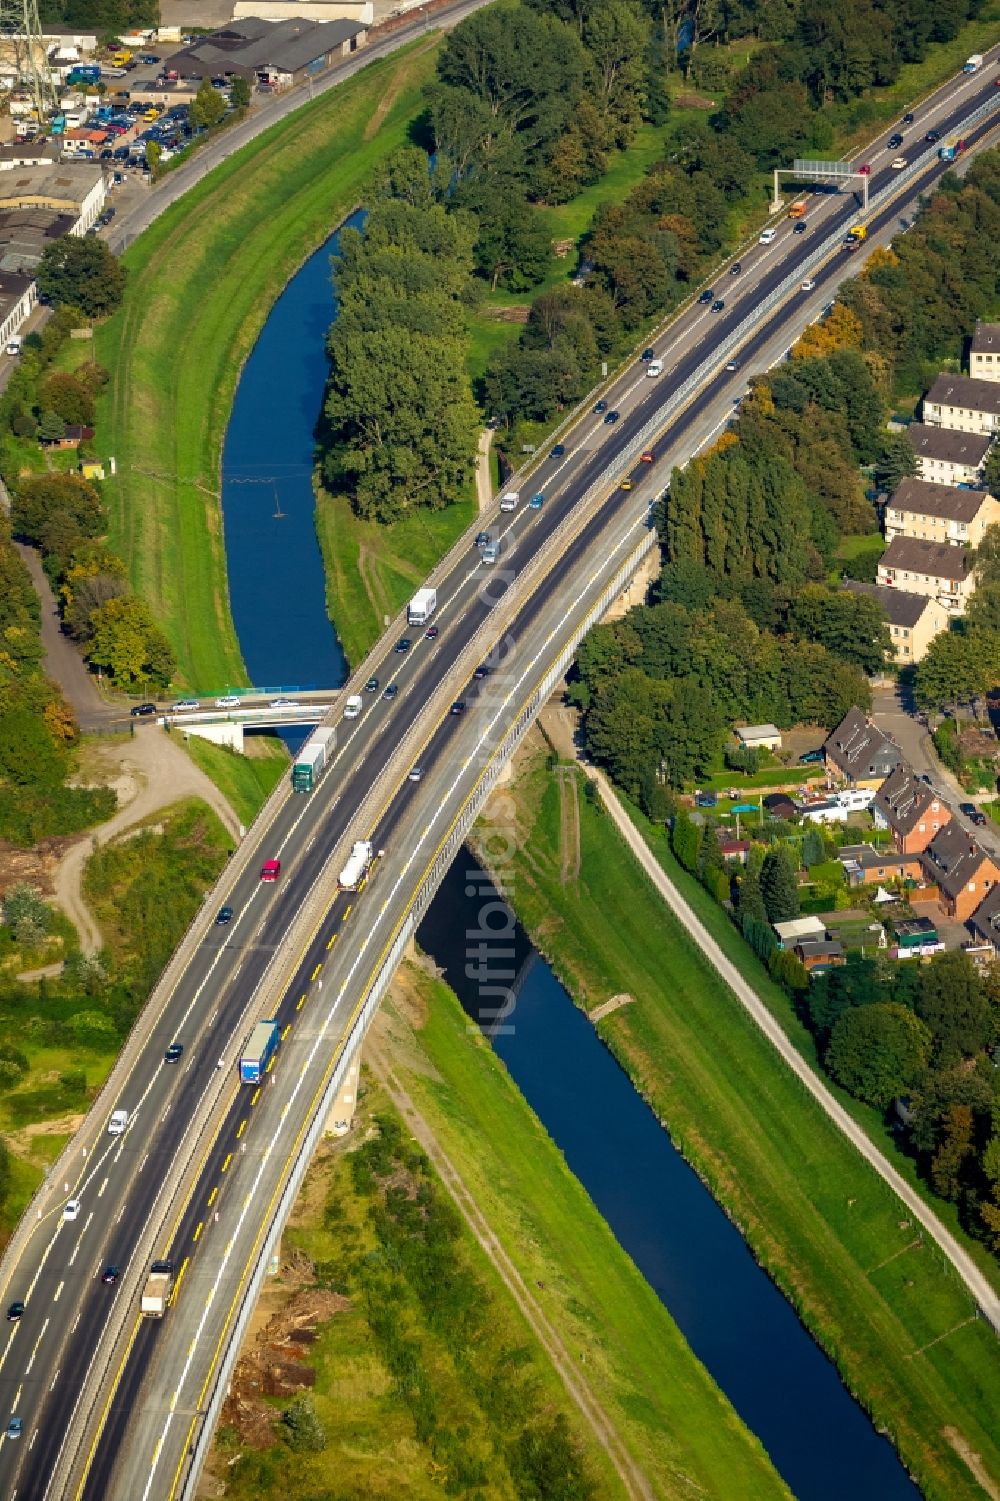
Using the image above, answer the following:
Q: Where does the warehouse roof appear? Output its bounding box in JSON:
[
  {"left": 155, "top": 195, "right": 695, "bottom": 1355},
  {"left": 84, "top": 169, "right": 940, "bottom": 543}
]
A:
[{"left": 166, "top": 16, "right": 365, "bottom": 76}]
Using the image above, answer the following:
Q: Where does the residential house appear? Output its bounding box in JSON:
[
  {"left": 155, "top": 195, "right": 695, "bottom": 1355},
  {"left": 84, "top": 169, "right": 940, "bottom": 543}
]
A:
[
  {"left": 844, "top": 581, "right": 949, "bottom": 664},
  {"left": 920, "top": 824, "right": 1000, "bottom": 921},
  {"left": 736, "top": 723, "right": 782, "bottom": 752},
  {"left": 44, "top": 423, "right": 92, "bottom": 450},
  {"left": 905, "top": 423, "right": 992, "bottom": 486},
  {"left": 717, "top": 837, "right": 750, "bottom": 865},
  {"left": 823, "top": 707, "right": 903, "bottom": 790},
  {"left": 967, "top": 884, "right": 1000, "bottom": 955},
  {"left": 969, "top": 322, "right": 1000, "bottom": 383},
  {"left": 872, "top": 765, "right": 951, "bottom": 854},
  {"left": 883, "top": 477, "right": 1000, "bottom": 549},
  {"left": 838, "top": 844, "right": 924, "bottom": 889},
  {"left": 877, "top": 536, "right": 974, "bottom": 616},
  {"left": 922, "top": 374, "right": 1000, "bottom": 436},
  {"left": 792, "top": 937, "right": 845, "bottom": 972}
]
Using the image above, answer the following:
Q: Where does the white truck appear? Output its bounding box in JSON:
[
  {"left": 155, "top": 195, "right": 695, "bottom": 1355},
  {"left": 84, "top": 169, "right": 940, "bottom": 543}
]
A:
[
  {"left": 343, "top": 694, "right": 363, "bottom": 719},
  {"left": 407, "top": 587, "right": 437, "bottom": 627},
  {"left": 141, "top": 1260, "right": 175, "bottom": 1319},
  {"left": 963, "top": 53, "right": 983, "bottom": 72},
  {"left": 500, "top": 489, "right": 519, "bottom": 512},
  {"left": 338, "top": 839, "right": 374, "bottom": 890}
]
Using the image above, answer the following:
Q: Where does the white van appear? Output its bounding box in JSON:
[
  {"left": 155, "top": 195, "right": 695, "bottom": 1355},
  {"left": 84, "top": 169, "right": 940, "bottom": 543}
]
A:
[
  {"left": 108, "top": 1109, "right": 129, "bottom": 1136},
  {"left": 499, "top": 490, "right": 519, "bottom": 512},
  {"left": 5, "top": 336, "right": 21, "bottom": 357},
  {"left": 646, "top": 360, "right": 663, "bottom": 378},
  {"left": 758, "top": 227, "right": 777, "bottom": 245},
  {"left": 343, "top": 694, "right": 363, "bottom": 720}
]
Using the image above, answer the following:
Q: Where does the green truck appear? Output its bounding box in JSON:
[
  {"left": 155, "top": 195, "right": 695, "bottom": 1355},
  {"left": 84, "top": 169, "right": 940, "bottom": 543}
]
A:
[{"left": 291, "top": 725, "right": 336, "bottom": 794}]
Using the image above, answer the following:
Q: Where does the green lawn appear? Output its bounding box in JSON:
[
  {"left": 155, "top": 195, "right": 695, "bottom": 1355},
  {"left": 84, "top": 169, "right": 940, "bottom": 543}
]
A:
[
  {"left": 487, "top": 745, "right": 1000, "bottom": 1501},
  {"left": 95, "top": 37, "right": 442, "bottom": 691},
  {"left": 314, "top": 487, "right": 477, "bottom": 668},
  {"left": 180, "top": 734, "right": 289, "bottom": 828},
  {"left": 384, "top": 966, "right": 790, "bottom": 1500}
]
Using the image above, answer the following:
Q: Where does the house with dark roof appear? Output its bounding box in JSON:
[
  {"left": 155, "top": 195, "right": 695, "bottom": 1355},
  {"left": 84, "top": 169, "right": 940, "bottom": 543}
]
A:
[
  {"left": 163, "top": 17, "right": 367, "bottom": 87},
  {"left": 872, "top": 765, "right": 951, "bottom": 854},
  {"left": 883, "top": 477, "right": 1000, "bottom": 549},
  {"left": 920, "top": 824, "right": 1000, "bottom": 921},
  {"left": 844, "top": 581, "right": 948, "bottom": 664},
  {"left": 877, "top": 536, "right": 975, "bottom": 616},
  {"left": 837, "top": 843, "right": 924, "bottom": 889},
  {"left": 905, "top": 423, "right": 993, "bottom": 486},
  {"left": 922, "top": 374, "right": 1000, "bottom": 436},
  {"left": 967, "top": 884, "right": 1000, "bottom": 954},
  {"left": 970, "top": 322, "right": 1000, "bottom": 384},
  {"left": 823, "top": 707, "right": 903, "bottom": 790}
]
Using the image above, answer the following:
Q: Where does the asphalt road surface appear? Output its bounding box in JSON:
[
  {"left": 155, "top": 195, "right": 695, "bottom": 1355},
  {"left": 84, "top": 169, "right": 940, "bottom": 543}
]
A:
[{"left": 0, "top": 52, "right": 998, "bottom": 1501}]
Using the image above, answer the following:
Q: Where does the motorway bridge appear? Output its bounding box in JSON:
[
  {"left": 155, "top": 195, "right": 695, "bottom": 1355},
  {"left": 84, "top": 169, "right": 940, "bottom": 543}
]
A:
[{"left": 0, "top": 53, "right": 998, "bottom": 1501}]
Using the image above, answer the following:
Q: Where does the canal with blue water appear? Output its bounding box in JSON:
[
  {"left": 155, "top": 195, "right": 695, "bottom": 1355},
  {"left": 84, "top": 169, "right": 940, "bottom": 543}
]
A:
[{"left": 218, "top": 218, "right": 922, "bottom": 1500}]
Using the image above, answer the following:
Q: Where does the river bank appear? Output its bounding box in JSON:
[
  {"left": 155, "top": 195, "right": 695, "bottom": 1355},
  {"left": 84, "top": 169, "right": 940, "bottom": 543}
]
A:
[{"left": 471, "top": 728, "right": 1000, "bottom": 1501}]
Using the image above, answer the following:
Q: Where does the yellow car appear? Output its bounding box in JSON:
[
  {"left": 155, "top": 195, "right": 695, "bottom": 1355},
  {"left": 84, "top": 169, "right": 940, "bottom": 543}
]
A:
[{"left": 620, "top": 478, "right": 634, "bottom": 491}]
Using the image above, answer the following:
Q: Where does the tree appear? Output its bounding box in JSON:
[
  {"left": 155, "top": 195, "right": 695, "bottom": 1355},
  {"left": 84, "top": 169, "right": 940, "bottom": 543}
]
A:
[
  {"left": 12, "top": 473, "right": 103, "bottom": 553},
  {"left": 737, "top": 865, "right": 767, "bottom": 924},
  {"left": 930, "top": 1104, "right": 974, "bottom": 1201},
  {"left": 36, "top": 236, "right": 126, "bottom": 319},
  {"left": 39, "top": 371, "right": 94, "bottom": 426},
  {"left": 670, "top": 810, "right": 699, "bottom": 871},
  {"left": 825, "top": 1002, "right": 931, "bottom": 1109},
  {"left": 584, "top": 0, "right": 650, "bottom": 143},
  {"left": 915, "top": 951, "right": 993, "bottom": 1068},
  {"left": 760, "top": 846, "right": 798, "bottom": 923},
  {"left": 145, "top": 140, "right": 162, "bottom": 178},
  {"left": 876, "top": 431, "right": 918, "bottom": 492},
  {"left": 914, "top": 627, "right": 1000, "bottom": 711},
  {"left": 190, "top": 78, "right": 226, "bottom": 130},
  {"left": 0, "top": 709, "right": 66, "bottom": 787},
  {"left": 229, "top": 76, "right": 251, "bottom": 111},
  {"left": 2, "top": 883, "right": 50, "bottom": 946},
  {"left": 36, "top": 409, "right": 66, "bottom": 443},
  {"left": 473, "top": 194, "right": 552, "bottom": 290},
  {"left": 86, "top": 595, "right": 176, "bottom": 689},
  {"left": 280, "top": 1394, "right": 326, "bottom": 1453},
  {"left": 788, "top": 585, "right": 891, "bottom": 675},
  {"left": 801, "top": 826, "right": 826, "bottom": 868}
]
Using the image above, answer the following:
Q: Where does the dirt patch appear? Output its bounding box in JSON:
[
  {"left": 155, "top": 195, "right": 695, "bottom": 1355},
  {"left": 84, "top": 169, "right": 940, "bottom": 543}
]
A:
[
  {"left": 492, "top": 304, "right": 532, "bottom": 323},
  {"left": 362, "top": 35, "right": 438, "bottom": 140},
  {"left": 556, "top": 768, "right": 581, "bottom": 885},
  {"left": 942, "top": 1427, "right": 1000, "bottom": 1501},
  {"left": 675, "top": 91, "right": 717, "bottom": 109},
  {"left": 221, "top": 1282, "right": 351, "bottom": 1449},
  {"left": 589, "top": 993, "right": 635, "bottom": 1024}
]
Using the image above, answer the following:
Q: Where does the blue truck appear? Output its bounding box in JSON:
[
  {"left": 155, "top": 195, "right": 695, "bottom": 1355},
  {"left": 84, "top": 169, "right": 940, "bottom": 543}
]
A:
[{"left": 239, "top": 1019, "right": 280, "bottom": 1083}]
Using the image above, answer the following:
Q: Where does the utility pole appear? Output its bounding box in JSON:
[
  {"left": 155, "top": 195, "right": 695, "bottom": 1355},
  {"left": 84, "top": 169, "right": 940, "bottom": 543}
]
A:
[{"left": 0, "top": 0, "right": 58, "bottom": 127}]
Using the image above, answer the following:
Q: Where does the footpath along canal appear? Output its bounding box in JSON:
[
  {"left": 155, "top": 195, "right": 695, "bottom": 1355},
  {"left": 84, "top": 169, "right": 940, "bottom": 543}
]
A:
[{"left": 219, "top": 219, "right": 920, "bottom": 1500}]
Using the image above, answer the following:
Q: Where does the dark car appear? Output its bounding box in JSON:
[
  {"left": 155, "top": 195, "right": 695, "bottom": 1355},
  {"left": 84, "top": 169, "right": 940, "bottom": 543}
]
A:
[
  {"left": 698, "top": 289, "right": 714, "bottom": 304},
  {"left": 425, "top": 625, "right": 439, "bottom": 640},
  {"left": 164, "top": 1042, "right": 183, "bottom": 1064},
  {"left": 725, "top": 358, "right": 739, "bottom": 372},
  {"left": 130, "top": 702, "right": 156, "bottom": 717},
  {"left": 960, "top": 801, "right": 977, "bottom": 817},
  {"left": 551, "top": 442, "right": 566, "bottom": 457},
  {"left": 395, "top": 637, "right": 411, "bottom": 653},
  {"left": 971, "top": 810, "right": 987, "bottom": 827},
  {"left": 604, "top": 409, "right": 620, "bottom": 424},
  {"left": 450, "top": 700, "right": 466, "bottom": 715},
  {"left": 799, "top": 749, "right": 824, "bottom": 764},
  {"left": 888, "top": 132, "right": 903, "bottom": 148},
  {"left": 641, "top": 347, "right": 655, "bottom": 361},
  {"left": 902, "top": 112, "right": 914, "bottom": 124},
  {"left": 364, "top": 676, "right": 379, "bottom": 693},
  {"left": 730, "top": 261, "right": 742, "bottom": 274},
  {"left": 6, "top": 1301, "right": 23, "bottom": 1322},
  {"left": 711, "top": 299, "right": 725, "bottom": 312},
  {"left": 925, "top": 129, "right": 941, "bottom": 143},
  {"left": 475, "top": 531, "right": 490, "bottom": 548},
  {"left": 215, "top": 905, "right": 233, "bottom": 925},
  {"left": 793, "top": 221, "right": 807, "bottom": 234},
  {"left": 140, "top": 52, "right": 160, "bottom": 63},
  {"left": 100, "top": 148, "right": 114, "bottom": 160},
  {"left": 694, "top": 792, "right": 718, "bottom": 808},
  {"left": 383, "top": 682, "right": 399, "bottom": 700},
  {"left": 101, "top": 1265, "right": 120, "bottom": 1284},
  {"left": 113, "top": 146, "right": 131, "bottom": 160},
  {"left": 473, "top": 665, "right": 490, "bottom": 680},
  {"left": 594, "top": 399, "right": 607, "bottom": 414}
]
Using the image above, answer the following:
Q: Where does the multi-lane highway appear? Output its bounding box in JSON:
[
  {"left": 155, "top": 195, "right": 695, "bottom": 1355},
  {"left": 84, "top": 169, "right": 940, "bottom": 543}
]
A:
[{"left": 0, "top": 52, "right": 998, "bottom": 1501}]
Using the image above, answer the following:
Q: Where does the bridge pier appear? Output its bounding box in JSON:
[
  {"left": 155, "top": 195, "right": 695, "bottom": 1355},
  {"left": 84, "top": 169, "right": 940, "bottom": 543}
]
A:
[{"left": 177, "top": 720, "right": 245, "bottom": 751}]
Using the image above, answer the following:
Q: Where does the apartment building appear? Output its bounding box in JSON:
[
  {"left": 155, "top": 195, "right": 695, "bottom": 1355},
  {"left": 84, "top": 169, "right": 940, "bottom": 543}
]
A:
[
  {"left": 883, "top": 477, "right": 1000, "bottom": 548},
  {"left": 877, "top": 536, "right": 975, "bottom": 615},
  {"left": 970, "top": 322, "right": 1000, "bottom": 383},
  {"left": 905, "top": 423, "right": 992, "bottom": 486},
  {"left": 922, "top": 374, "right": 1000, "bottom": 436}
]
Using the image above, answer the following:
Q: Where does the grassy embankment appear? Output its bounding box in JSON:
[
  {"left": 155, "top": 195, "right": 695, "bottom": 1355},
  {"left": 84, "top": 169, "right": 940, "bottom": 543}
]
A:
[
  {"left": 180, "top": 735, "right": 288, "bottom": 829},
  {"left": 95, "top": 38, "right": 442, "bottom": 690},
  {"left": 209, "top": 967, "right": 790, "bottom": 1501},
  {"left": 485, "top": 740, "right": 1000, "bottom": 1501}
]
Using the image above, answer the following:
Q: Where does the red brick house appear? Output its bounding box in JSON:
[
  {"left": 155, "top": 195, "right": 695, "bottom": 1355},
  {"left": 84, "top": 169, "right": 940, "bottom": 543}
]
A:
[
  {"left": 921, "top": 825, "right": 1000, "bottom": 921},
  {"left": 872, "top": 766, "right": 951, "bottom": 855}
]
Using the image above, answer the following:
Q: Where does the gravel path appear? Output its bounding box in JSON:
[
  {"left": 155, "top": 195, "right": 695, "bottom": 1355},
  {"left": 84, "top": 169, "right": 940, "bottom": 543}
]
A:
[
  {"left": 15, "top": 544, "right": 119, "bottom": 730},
  {"left": 53, "top": 728, "right": 241, "bottom": 954}
]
